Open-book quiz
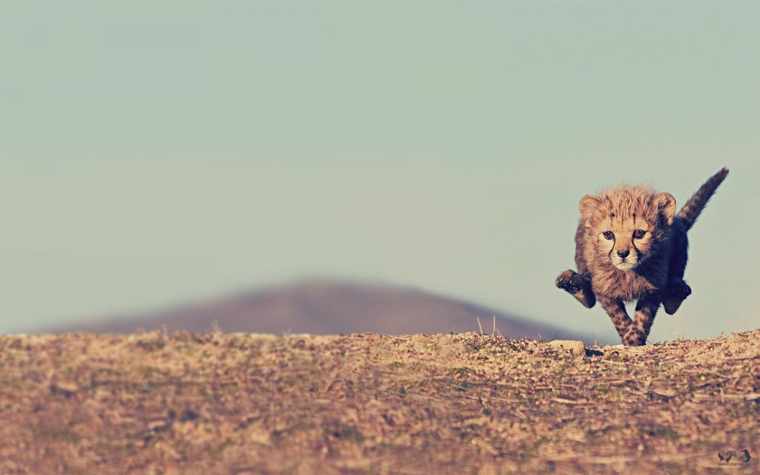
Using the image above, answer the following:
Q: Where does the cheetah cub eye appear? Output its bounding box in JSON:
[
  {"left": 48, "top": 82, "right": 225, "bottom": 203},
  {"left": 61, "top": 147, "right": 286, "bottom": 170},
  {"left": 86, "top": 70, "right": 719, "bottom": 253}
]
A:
[
  {"left": 602, "top": 231, "right": 615, "bottom": 241},
  {"left": 632, "top": 229, "right": 646, "bottom": 239}
]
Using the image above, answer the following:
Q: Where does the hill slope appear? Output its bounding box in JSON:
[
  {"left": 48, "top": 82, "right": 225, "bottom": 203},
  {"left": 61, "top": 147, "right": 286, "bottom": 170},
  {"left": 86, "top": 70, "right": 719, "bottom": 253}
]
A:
[
  {"left": 51, "top": 280, "right": 586, "bottom": 341},
  {"left": 1, "top": 330, "right": 757, "bottom": 474}
]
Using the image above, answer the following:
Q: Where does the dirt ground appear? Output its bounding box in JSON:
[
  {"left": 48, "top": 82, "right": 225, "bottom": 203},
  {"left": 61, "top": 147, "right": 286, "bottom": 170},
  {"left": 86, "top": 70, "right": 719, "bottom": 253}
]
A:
[{"left": 0, "top": 329, "right": 758, "bottom": 474}]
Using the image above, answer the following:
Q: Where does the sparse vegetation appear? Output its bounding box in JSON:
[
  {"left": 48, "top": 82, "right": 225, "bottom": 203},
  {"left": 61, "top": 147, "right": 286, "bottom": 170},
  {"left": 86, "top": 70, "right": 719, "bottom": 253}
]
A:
[{"left": 0, "top": 330, "right": 758, "bottom": 474}]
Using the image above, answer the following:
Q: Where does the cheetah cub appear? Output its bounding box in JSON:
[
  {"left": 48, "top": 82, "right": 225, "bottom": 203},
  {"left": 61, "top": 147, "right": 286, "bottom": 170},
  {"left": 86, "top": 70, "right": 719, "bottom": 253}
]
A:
[{"left": 556, "top": 168, "right": 728, "bottom": 346}]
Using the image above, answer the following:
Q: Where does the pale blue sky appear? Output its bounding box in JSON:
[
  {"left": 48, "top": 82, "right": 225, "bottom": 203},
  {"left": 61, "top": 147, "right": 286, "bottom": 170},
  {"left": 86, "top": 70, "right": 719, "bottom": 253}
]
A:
[{"left": 2, "top": 2, "right": 758, "bottom": 340}]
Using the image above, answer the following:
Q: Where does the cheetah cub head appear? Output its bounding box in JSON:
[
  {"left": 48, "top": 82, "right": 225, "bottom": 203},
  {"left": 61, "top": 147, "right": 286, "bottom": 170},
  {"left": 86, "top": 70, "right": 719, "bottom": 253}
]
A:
[{"left": 580, "top": 186, "right": 676, "bottom": 272}]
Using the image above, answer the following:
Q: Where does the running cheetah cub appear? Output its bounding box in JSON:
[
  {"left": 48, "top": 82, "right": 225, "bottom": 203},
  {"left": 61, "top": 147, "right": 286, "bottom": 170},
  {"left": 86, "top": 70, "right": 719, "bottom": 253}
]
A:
[{"left": 556, "top": 168, "right": 729, "bottom": 346}]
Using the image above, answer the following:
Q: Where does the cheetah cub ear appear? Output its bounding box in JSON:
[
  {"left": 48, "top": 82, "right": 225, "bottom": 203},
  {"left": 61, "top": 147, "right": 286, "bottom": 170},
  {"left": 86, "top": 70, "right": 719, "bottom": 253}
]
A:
[
  {"left": 579, "top": 195, "right": 601, "bottom": 224},
  {"left": 651, "top": 192, "right": 677, "bottom": 225}
]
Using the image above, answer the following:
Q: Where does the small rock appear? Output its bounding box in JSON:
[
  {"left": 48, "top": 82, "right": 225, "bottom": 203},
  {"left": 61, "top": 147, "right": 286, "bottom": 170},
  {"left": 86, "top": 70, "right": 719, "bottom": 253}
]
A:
[{"left": 548, "top": 340, "right": 586, "bottom": 356}]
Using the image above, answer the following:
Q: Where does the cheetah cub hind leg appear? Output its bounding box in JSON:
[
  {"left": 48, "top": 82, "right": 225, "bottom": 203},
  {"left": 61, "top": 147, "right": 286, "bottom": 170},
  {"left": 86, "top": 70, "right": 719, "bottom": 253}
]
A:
[
  {"left": 556, "top": 269, "right": 596, "bottom": 309},
  {"left": 662, "top": 280, "right": 692, "bottom": 315}
]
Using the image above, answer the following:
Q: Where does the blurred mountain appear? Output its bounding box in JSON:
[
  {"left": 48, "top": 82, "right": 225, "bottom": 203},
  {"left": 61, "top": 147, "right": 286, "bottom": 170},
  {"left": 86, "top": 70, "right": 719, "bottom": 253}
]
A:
[{"left": 49, "top": 279, "right": 589, "bottom": 340}]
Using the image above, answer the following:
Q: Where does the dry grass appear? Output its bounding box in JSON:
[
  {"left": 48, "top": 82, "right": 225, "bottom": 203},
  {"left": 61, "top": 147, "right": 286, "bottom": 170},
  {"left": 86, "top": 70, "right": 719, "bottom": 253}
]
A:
[{"left": 0, "top": 329, "right": 758, "bottom": 474}]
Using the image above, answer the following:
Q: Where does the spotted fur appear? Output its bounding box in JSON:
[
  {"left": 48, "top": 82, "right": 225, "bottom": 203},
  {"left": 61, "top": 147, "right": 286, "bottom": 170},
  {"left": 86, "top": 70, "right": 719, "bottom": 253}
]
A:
[{"left": 556, "top": 168, "right": 728, "bottom": 346}]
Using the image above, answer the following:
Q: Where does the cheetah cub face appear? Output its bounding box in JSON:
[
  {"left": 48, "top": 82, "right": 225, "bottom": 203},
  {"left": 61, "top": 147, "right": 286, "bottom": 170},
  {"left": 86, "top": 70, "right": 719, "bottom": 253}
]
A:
[{"left": 580, "top": 189, "right": 676, "bottom": 272}]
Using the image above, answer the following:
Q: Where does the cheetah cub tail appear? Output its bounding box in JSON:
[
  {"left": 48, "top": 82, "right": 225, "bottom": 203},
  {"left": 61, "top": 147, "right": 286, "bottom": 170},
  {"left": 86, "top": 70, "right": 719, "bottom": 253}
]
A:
[{"left": 677, "top": 167, "right": 729, "bottom": 231}]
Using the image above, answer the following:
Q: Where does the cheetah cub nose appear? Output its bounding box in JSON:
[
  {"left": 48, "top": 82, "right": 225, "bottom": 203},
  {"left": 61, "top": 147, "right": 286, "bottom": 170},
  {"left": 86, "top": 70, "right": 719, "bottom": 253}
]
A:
[{"left": 617, "top": 249, "right": 630, "bottom": 258}]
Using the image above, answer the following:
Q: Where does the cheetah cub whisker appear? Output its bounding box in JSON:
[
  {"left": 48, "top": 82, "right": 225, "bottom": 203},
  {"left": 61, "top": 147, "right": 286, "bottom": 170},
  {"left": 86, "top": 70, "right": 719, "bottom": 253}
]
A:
[{"left": 556, "top": 167, "right": 729, "bottom": 346}]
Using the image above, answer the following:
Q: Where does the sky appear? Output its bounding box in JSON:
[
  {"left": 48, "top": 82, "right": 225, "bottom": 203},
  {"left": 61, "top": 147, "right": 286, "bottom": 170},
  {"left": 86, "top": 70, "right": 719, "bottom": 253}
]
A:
[{"left": 2, "top": 1, "right": 758, "bottom": 341}]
